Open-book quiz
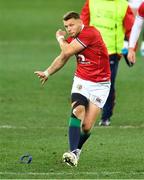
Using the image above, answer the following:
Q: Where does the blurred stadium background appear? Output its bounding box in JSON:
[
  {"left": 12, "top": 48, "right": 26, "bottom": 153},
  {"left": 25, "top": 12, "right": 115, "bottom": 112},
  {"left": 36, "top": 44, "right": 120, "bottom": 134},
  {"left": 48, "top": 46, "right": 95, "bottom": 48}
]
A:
[{"left": 0, "top": 0, "right": 144, "bottom": 178}]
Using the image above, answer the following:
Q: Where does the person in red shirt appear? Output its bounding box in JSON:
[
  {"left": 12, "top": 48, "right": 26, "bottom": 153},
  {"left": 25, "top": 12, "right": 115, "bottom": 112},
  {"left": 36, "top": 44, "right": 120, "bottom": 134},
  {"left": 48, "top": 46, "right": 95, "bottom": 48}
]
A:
[
  {"left": 81, "top": 0, "right": 135, "bottom": 126},
  {"left": 128, "top": 2, "right": 144, "bottom": 62},
  {"left": 34, "top": 11, "right": 110, "bottom": 167},
  {"left": 67, "top": 26, "right": 110, "bottom": 83}
]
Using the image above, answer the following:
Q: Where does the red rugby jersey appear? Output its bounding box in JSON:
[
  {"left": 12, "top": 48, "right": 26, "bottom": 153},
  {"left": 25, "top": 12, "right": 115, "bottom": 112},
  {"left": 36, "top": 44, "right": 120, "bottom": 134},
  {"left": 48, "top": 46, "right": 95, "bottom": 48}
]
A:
[
  {"left": 67, "top": 26, "right": 111, "bottom": 83},
  {"left": 138, "top": 2, "right": 144, "bottom": 18}
]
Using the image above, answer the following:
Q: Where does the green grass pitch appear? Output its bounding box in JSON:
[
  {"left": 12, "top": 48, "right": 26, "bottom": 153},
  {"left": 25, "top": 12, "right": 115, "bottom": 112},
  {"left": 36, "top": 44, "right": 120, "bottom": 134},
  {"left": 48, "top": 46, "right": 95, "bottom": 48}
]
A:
[{"left": 0, "top": 0, "right": 144, "bottom": 179}]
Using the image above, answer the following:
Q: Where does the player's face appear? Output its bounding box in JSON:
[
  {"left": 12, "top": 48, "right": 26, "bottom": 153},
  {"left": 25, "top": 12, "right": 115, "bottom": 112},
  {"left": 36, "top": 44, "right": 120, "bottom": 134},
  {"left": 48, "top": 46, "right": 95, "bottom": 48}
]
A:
[{"left": 63, "top": 18, "right": 83, "bottom": 37}]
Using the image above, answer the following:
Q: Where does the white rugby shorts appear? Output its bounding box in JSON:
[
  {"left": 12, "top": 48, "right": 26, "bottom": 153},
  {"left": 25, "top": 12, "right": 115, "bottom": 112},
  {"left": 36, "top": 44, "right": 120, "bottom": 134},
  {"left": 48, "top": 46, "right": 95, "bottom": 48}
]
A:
[{"left": 71, "top": 76, "right": 111, "bottom": 108}]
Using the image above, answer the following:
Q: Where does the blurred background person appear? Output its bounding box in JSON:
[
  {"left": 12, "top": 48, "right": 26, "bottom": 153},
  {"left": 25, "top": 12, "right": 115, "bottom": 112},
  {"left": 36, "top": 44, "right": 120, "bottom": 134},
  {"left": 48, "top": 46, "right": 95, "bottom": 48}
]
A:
[
  {"left": 128, "top": 1, "right": 144, "bottom": 63},
  {"left": 128, "top": 0, "right": 144, "bottom": 56},
  {"left": 128, "top": 0, "right": 143, "bottom": 15},
  {"left": 80, "top": 0, "right": 135, "bottom": 126}
]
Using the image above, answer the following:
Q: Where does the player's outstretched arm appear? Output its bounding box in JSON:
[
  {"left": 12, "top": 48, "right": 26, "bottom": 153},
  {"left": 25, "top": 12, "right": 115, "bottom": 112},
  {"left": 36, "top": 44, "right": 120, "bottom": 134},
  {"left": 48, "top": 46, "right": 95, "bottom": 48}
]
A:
[
  {"left": 34, "top": 52, "right": 69, "bottom": 85},
  {"left": 34, "top": 71, "right": 48, "bottom": 85}
]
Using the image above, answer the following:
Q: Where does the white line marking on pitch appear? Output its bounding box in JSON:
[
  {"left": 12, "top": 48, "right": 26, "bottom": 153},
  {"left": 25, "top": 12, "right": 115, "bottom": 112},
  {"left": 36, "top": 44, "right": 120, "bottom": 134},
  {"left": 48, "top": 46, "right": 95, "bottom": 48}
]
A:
[
  {"left": 0, "top": 125, "right": 27, "bottom": 129},
  {"left": 0, "top": 125, "right": 144, "bottom": 129},
  {"left": 0, "top": 171, "right": 144, "bottom": 176}
]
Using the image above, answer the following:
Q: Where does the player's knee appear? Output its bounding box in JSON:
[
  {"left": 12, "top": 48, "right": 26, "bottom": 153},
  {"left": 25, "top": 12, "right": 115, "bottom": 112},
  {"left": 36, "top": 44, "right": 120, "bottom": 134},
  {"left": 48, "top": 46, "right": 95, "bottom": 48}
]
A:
[
  {"left": 72, "top": 105, "right": 85, "bottom": 120},
  {"left": 71, "top": 93, "right": 88, "bottom": 120},
  {"left": 82, "top": 123, "right": 91, "bottom": 133}
]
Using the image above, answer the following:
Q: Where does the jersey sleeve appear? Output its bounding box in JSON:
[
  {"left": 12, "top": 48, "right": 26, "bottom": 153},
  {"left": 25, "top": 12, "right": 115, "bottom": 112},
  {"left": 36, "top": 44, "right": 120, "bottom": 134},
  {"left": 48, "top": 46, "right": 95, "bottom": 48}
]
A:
[
  {"left": 138, "top": 2, "right": 144, "bottom": 18},
  {"left": 76, "top": 28, "right": 94, "bottom": 48},
  {"left": 66, "top": 37, "right": 73, "bottom": 44},
  {"left": 129, "top": 15, "right": 144, "bottom": 48},
  {"left": 123, "top": 6, "right": 135, "bottom": 39}
]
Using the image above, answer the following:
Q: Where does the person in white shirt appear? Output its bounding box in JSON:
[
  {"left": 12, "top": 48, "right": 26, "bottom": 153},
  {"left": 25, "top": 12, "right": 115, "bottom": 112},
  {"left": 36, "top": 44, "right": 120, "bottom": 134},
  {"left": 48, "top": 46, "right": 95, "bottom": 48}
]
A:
[
  {"left": 128, "top": 2, "right": 144, "bottom": 63},
  {"left": 128, "top": 0, "right": 143, "bottom": 15},
  {"left": 128, "top": 0, "right": 144, "bottom": 57}
]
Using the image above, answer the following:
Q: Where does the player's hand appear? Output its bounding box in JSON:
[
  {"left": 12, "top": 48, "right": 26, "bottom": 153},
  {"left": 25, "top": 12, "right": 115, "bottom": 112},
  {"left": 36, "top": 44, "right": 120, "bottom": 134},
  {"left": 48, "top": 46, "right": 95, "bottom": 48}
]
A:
[
  {"left": 56, "top": 29, "right": 66, "bottom": 40},
  {"left": 34, "top": 71, "right": 48, "bottom": 85},
  {"left": 128, "top": 48, "right": 136, "bottom": 64}
]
